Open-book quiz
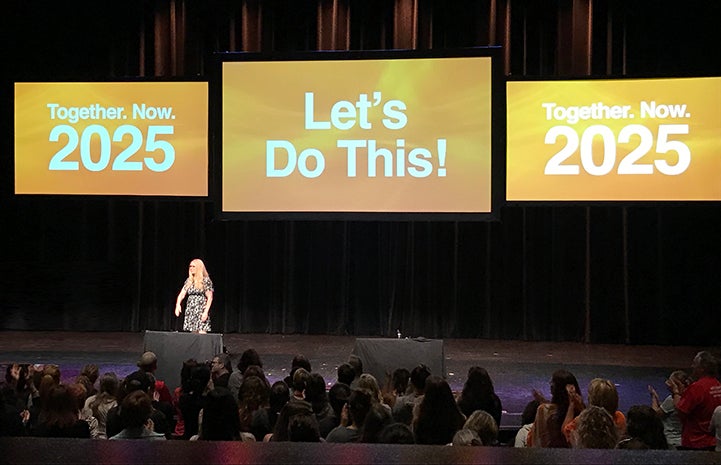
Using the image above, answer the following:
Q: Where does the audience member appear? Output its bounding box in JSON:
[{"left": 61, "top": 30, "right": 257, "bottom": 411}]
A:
[
  {"left": 305, "top": 373, "right": 333, "bottom": 430},
  {"left": 177, "top": 365, "right": 211, "bottom": 439},
  {"left": 618, "top": 404, "right": 668, "bottom": 450},
  {"left": 210, "top": 354, "right": 232, "bottom": 388},
  {"left": 463, "top": 409, "right": 498, "bottom": 446},
  {"left": 319, "top": 382, "right": 350, "bottom": 438},
  {"left": 136, "top": 351, "right": 173, "bottom": 405},
  {"left": 84, "top": 372, "right": 119, "bottom": 439},
  {"left": 109, "top": 391, "right": 165, "bottom": 440},
  {"left": 456, "top": 366, "right": 503, "bottom": 427},
  {"left": 283, "top": 355, "right": 312, "bottom": 388},
  {"left": 326, "top": 388, "right": 372, "bottom": 443},
  {"left": 229, "top": 348, "right": 263, "bottom": 400},
  {"left": 451, "top": 428, "right": 482, "bottom": 446},
  {"left": 287, "top": 412, "right": 321, "bottom": 442},
  {"left": 573, "top": 405, "right": 618, "bottom": 449},
  {"left": 360, "top": 402, "right": 393, "bottom": 443},
  {"left": 412, "top": 376, "right": 465, "bottom": 445},
  {"left": 378, "top": 422, "right": 415, "bottom": 444},
  {"left": 670, "top": 351, "right": 721, "bottom": 450},
  {"left": 196, "top": 387, "right": 243, "bottom": 441},
  {"left": 562, "top": 378, "right": 625, "bottom": 444},
  {"left": 252, "top": 380, "right": 290, "bottom": 441},
  {"left": 238, "top": 375, "right": 270, "bottom": 433},
  {"left": 393, "top": 365, "right": 431, "bottom": 425},
  {"left": 337, "top": 363, "right": 355, "bottom": 386},
  {"left": 528, "top": 369, "right": 580, "bottom": 448},
  {"left": 347, "top": 355, "right": 363, "bottom": 389},
  {"left": 515, "top": 399, "right": 540, "bottom": 447},
  {"left": 31, "top": 384, "right": 90, "bottom": 438},
  {"left": 270, "top": 399, "right": 314, "bottom": 442},
  {"left": 649, "top": 370, "right": 689, "bottom": 449},
  {"left": 79, "top": 364, "right": 99, "bottom": 397}
]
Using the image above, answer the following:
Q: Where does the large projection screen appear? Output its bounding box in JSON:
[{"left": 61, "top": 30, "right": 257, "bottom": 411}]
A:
[
  {"left": 14, "top": 81, "right": 208, "bottom": 197},
  {"left": 217, "top": 49, "right": 500, "bottom": 219},
  {"left": 506, "top": 76, "right": 721, "bottom": 202}
]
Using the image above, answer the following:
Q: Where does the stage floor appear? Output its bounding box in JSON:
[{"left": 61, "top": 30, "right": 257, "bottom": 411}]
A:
[{"left": 0, "top": 331, "right": 704, "bottom": 427}]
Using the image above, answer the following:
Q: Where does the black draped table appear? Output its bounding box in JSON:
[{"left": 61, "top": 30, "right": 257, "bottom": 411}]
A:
[
  {"left": 142, "top": 330, "right": 223, "bottom": 391},
  {"left": 351, "top": 337, "right": 445, "bottom": 384}
]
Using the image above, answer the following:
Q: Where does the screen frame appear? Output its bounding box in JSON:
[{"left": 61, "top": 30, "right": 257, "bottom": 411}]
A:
[
  {"left": 12, "top": 76, "right": 211, "bottom": 201},
  {"left": 504, "top": 73, "right": 721, "bottom": 207},
  {"left": 211, "top": 47, "right": 505, "bottom": 221}
]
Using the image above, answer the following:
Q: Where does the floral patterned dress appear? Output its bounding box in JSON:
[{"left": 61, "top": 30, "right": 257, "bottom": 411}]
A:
[{"left": 182, "top": 276, "right": 213, "bottom": 332}]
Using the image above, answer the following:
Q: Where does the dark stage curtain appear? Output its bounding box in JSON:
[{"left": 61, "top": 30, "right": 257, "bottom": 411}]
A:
[{"left": 2, "top": 0, "right": 721, "bottom": 345}]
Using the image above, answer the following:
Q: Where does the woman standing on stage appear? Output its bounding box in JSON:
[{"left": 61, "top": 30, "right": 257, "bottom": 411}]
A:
[{"left": 174, "top": 258, "right": 214, "bottom": 334}]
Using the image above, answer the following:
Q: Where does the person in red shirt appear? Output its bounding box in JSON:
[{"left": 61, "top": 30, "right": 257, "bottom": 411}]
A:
[{"left": 670, "top": 351, "right": 721, "bottom": 450}]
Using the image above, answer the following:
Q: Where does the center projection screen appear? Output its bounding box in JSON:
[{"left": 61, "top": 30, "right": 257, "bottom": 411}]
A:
[{"left": 218, "top": 50, "right": 499, "bottom": 219}]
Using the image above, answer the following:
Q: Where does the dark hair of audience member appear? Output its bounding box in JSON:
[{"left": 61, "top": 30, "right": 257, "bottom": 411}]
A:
[
  {"left": 120, "top": 391, "right": 153, "bottom": 428},
  {"left": 347, "top": 356, "right": 363, "bottom": 379},
  {"left": 457, "top": 366, "right": 502, "bottom": 426},
  {"left": 238, "top": 349, "right": 263, "bottom": 373},
  {"left": 360, "top": 402, "right": 393, "bottom": 443},
  {"left": 269, "top": 381, "right": 290, "bottom": 415},
  {"left": 40, "top": 384, "right": 80, "bottom": 429},
  {"left": 89, "top": 373, "right": 119, "bottom": 415},
  {"left": 575, "top": 405, "right": 618, "bottom": 449},
  {"left": 391, "top": 368, "right": 410, "bottom": 396},
  {"left": 292, "top": 368, "right": 311, "bottom": 394},
  {"left": 290, "top": 355, "right": 312, "bottom": 375},
  {"left": 5, "top": 364, "right": 28, "bottom": 394},
  {"left": 305, "top": 373, "right": 329, "bottom": 414},
  {"left": 288, "top": 412, "right": 321, "bottom": 442},
  {"left": 328, "top": 383, "right": 351, "bottom": 418},
  {"left": 521, "top": 399, "right": 540, "bottom": 426},
  {"left": 409, "top": 365, "right": 431, "bottom": 393},
  {"left": 201, "top": 387, "right": 240, "bottom": 440},
  {"left": 550, "top": 369, "right": 581, "bottom": 428},
  {"left": 413, "top": 376, "right": 465, "bottom": 445},
  {"left": 694, "top": 351, "right": 719, "bottom": 377},
  {"left": 180, "top": 359, "right": 199, "bottom": 393},
  {"left": 464, "top": 409, "right": 499, "bottom": 446},
  {"left": 271, "top": 400, "right": 314, "bottom": 441},
  {"left": 452, "top": 428, "right": 483, "bottom": 446},
  {"left": 243, "top": 365, "right": 270, "bottom": 388},
  {"left": 623, "top": 404, "right": 668, "bottom": 450},
  {"left": 378, "top": 422, "right": 415, "bottom": 444},
  {"left": 238, "top": 375, "right": 270, "bottom": 431},
  {"left": 348, "top": 388, "right": 373, "bottom": 430},
  {"left": 80, "top": 364, "right": 100, "bottom": 385},
  {"left": 337, "top": 363, "right": 355, "bottom": 386}
]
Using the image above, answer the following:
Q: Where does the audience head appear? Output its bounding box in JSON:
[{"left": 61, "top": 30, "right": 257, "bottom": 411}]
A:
[
  {"left": 80, "top": 364, "right": 99, "bottom": 385},
  {"left": 328, "top": 383, "right": 351, "bottom": 417},
  {"left": 244, "top": 365, "right": 269, "bottom": 387},
  {"left": 119, "top": 390, "right": 154, "bottom": 429},
  {"left": 692, "top": 351, "right": 718, "bottom": 378},
  {"left": 360, "top": 403, "right": 393, "bottom": 443},
  {"left": 180, "top": 359, "right": 199, "bottom": 392},
  {"left": 136, "top": 351, "right": 158, "bottom": 373},
  {"left": 550, "top": 369, "right": 580, "bottom": 412},
  {"left": 238, "top": 375, "right": 270, "bottom": 410},
  {"left": 292, "top": 368, "right": 311, "bottom": 394},
  {"left": 272, "top": 400, "right": 313, "bottom": 441},
  {"left": 201, "top": 387, "right": 240, "bottom": 440},
  {"left": 452, "top": 428, "right": 483, "bottom": 446},
  {"left": 391, "top": 368, "right": 410, "bottom": 396},
  {"left": 42, "top": 365, "right": 61, "bottom": 384},
  {"left": 414, "top": 376, "right": 465, "bottom": 445},
  {"left": 66, "top": 382, "right": 88, "bottom": 411},
  {"left": 409, "top": 365, "right": 431, "bottom": 393},
  {"left": 575, "top": 405, "right": 618, "bottom": 449},
  {"left": 305, "top": 373, "right": 328, "bottom": 407},
  {"left": 287, "top": 412, "right": 321, "bottom": 442},
  {"left": 378, "top": 422, "right": 415, "bottom": 444},
  {"left": 187, "top": 365, "right": 211, "bottom": 396},
  {"left": 269, "top": 381, "right": 290, "bottom": 414},
  {"left": 463, "top": 366, "right": 496, "bottom": 397},
  {"left": 337, "top": 363, "right": 355, "bottom": 386},
  {"left": 587, "top": 378, "right": 619, "bottom": 414},
  {"left": 98, "top": 372, "right": 119, "bottom": 397},
  {"left": 624, "top": 404, "right": 668, "bottom": 450},
  {"left": 348, "top": 388, "right": 373, "bottom": 428},
  {"left": 42, "top": 384, "right": 80, "bottom": 428},
  {"left": 211, "top": 353, "right": 232, "bottom": 375},
  {"left": 463, "top": 409, "right": 499, "bottom": 446},
  {"left": 124, "top": 370, "right": 153, "bottom": 395},
  {"left": 73, "top": 375, "right": 94, "bottom": 400},
  {"left": 347, "top": 355, "right": 363, "bottom": 379},
  {"left": 357, "top": 373, "right": 383, "bottom": 404},
  {"left": 668, "top": 370, "right": 690, "bottom": 391},
  {"left": 289, "top": 355, "right": 312, "bottom": 380},
  {"left": 521, "top": 399, "right": 540, "bottom": 426},
  {"left": 238, "top": 348, "right": 263, "bottom": 373}
]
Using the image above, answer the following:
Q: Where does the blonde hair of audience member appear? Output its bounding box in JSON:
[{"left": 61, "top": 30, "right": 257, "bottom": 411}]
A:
[
  {"left": 358, "top": 374, "right": 384, "bottom": 404},
  {"left": 573, "top": 405, "right": 618, "bottom": 449},
  {"left": 463, "top": 409, "right": 499, "bottom": 446},
  {"left": 588, "top": 378, "right": 619, "bottom": 414},
  {"left": 452, "top": 428, "right": 483, "bottom": 446}
]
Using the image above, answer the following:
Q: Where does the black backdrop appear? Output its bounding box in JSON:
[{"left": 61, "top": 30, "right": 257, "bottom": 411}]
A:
[{"left": 2, "top": 0, "right": 721, "bottom": 345}]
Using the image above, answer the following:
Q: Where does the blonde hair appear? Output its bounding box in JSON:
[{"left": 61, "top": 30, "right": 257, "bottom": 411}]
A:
[
  {"left": 188, "top": 258, "right": 210, "bottom": 290},
  {"left": 587, "top": 378, "right": 619, "bottom": 414},
  {"left": 463, "top": 409, "right": 498, "bottom": 446},
  {"left": 358, "top": 373, "right": 383, "bottom": 403}
]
